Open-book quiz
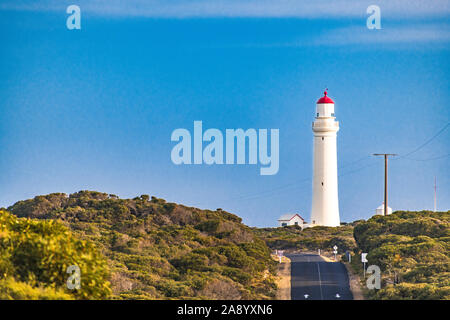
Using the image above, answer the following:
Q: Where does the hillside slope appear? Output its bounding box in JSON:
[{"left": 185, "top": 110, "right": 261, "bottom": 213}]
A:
[
  {"left": 353, "top": 211, "right": 450, "bottom": 300},
  {"left": 7, "top": 191, "right": 277, "bottom": 299}
]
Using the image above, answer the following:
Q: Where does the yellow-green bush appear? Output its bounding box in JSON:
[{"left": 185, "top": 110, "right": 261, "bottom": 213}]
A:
[
  {"left": 375, "top": 283, "right": 450, "bottom": 300},
  {"left": 0, "top": 210, "right": 111, "bottom": 299},
  {"left": 0, "top": 277, "right": 73, "bottom": 300}
]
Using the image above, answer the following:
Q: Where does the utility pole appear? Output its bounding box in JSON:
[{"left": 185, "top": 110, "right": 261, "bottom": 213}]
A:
[{"left": 373, "top": 154, "right": 397, "bottom": 216}]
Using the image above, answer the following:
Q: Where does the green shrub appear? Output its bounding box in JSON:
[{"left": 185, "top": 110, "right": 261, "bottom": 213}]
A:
[
  {"left": 195, "top": 220, "right": 220, "bottom": 233},
  {"left": 0, "top": 210, "right": 111, "bottom": 299},
  {"left": 221, "top": 267, "right": 252, "bottom": 285},
  {"left": 375, "top": 283, "right": 450, "bottom": 300},
  {"left": 0, "top": 277, "right": 73, "bottom": 300},
  {"left": 170, "top": 253, "right": 210, "bottom": 273}
]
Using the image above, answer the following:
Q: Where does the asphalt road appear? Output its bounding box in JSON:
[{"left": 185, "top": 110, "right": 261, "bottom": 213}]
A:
[{"left": 286, "top": 253, "right": 353, "bottom": 300}]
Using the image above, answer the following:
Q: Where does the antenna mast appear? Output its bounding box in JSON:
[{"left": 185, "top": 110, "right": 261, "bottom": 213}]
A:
[{"left": 434, "top": 177, "right": 437, "bottom": 212}]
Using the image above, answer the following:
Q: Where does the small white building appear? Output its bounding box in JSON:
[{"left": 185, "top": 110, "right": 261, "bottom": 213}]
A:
[
  {"left": 375, "top": 203, "right": 393, "bottom": 216},
  {"left": 278, "top": 213, "right": 305, "bottom": 228}
]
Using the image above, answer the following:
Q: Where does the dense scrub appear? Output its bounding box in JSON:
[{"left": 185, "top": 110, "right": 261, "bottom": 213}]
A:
[
  {"left": 7, "top": 191, "right": 277, "bottom": 299},
  {"left": 0, "top": 210, "right": 111, "bottom": 299},
  {"left": 254, "top": 224, "right": 357, "bottom": 254},
  {"left": 352, "top": 211, "right": 450, "bottom": 300}
]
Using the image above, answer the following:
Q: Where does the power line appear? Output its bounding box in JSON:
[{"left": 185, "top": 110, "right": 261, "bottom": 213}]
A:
[
  {"left": 189, "top": 123, "right": 449, "bottom": 207},
  {"left": 338, "top": 161, "right": 379, "bottom": 177},
  {"left": 338, "top": 155, "right": 372, "bottom": 169},
  {"left": 397, "top": 123, "right": 449, "bottom": 159},
  {"left": 401, "top": 153, "right": 450, "bottom": 162},
  {"left": 205, "top": 159, "right": 378, "bottom": 204},
  {"left": 209, "top": 156, "right": 373, "bottom": 203}
]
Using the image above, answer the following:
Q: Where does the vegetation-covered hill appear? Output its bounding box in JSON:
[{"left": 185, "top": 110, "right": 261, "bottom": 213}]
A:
[
  {"left": 7, "top": 191, "right": 277, "bottom": 299},
  {"left": 4, "top": 191, "right": 448, "bottom": 300},
  {"left": 254, "top": 223, "right": 357, "bottom": 254},
  {"left": 353, "top": 211, "right": 450, "bottom": 300}
]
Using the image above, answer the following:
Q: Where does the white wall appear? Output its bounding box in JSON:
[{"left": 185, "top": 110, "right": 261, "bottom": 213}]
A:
[
  {"left": 289, "top": 215, "right": 304, "bottom": 227},
  {"left": 310, "top": 104, "right": 340, "bottom": 227},
  {"left": 375, "top": 206, "right": 393, "bottom": 216},
  {"left": 316, "top": 103, "right": 335, "bottom": 118},
  {"left": 278, "top": 215, "right": 304, "bottom": 227}
]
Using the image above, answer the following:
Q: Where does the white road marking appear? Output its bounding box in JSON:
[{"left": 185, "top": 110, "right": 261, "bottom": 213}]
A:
[
  {"left": 317, "top": 263, "right": 324, "bottom": 300},
  {"left": 336, "top": 293, "right": 341, "bottom": 299},
  {"left": 304, "top": 294, "right": 309, "bottom": 299}
]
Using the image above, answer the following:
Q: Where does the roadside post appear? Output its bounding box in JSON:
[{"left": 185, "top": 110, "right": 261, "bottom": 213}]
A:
[
  {"left": 345, "top": 251, "right": 351, "bottom": 263},
  {"left": 333, "top": 245, "right": 338, "bottom": 261},
  {"left": 361, "top": 253, "right": 368, "bottom": 277},
  {"left": 277, "top": 250, "right": 284, "bottom": 263},
  {"left": 318, "top": 249, "right": 321, "bottom": 256}
]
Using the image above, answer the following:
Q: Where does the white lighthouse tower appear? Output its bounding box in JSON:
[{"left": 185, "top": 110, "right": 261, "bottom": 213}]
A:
[{"left": 310, "top": 90, "right": 340, "bottom": 227}]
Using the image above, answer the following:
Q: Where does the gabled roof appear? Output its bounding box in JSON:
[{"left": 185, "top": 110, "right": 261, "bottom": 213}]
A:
[{"left": 278, "top": 213, "right": 304, "bottom": 221}]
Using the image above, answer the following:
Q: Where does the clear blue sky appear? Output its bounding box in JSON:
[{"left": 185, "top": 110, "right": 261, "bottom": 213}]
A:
[{"left": 0, "top": 1, "right": 449, "bottom": 227}]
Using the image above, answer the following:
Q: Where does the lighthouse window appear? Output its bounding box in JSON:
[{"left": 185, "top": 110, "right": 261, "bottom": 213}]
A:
[
  {"left": 331, "top": 113, "right": 335, "bottom": 116},
  {"left": 321, "top": 182, "right": 324, "bottom": 186},
  {"left": 316, "top": 113, "right": 319, "bottom": 117},
  {"left": 322, "top": 137, "right": 324, "bottom": 141}
]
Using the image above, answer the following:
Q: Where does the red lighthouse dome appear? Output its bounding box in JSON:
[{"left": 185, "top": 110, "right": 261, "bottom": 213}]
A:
[{"left": 317, "top": 90, "right": 334, "bottom": 104}]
